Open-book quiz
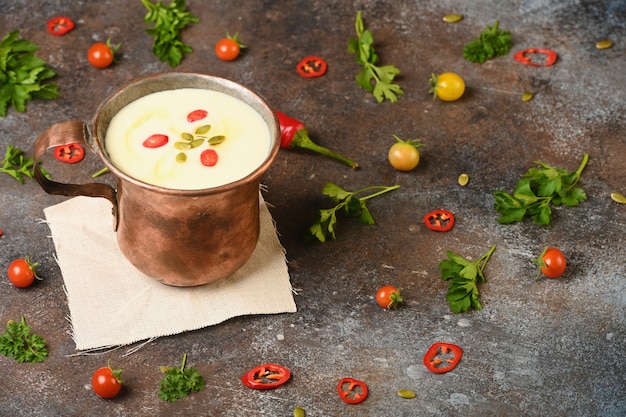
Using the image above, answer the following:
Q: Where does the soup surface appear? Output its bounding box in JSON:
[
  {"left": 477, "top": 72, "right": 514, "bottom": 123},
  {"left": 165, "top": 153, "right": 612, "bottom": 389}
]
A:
[{"left": 105, "top": 88, "right": 271, "bottom": 189}]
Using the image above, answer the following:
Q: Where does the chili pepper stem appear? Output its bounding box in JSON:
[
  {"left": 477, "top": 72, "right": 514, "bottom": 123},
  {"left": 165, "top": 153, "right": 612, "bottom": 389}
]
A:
[{"left": 292, "top": 129, "right": 359, "bottom": 170}]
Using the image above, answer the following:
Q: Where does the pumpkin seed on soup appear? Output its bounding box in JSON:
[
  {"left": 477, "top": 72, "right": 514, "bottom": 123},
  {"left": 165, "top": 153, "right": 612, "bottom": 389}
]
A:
[
  {"left": 195, "top": 124, "right": 211, "bottom": 135},
  {"left": 209, "top": 135, "right": 226, "bottom": 145},
  {"left": 189, "top": 138, "right": 205, "bottom": 148},
  {"left": 175, "top": 141, "right": 192, "bottom": 150}
]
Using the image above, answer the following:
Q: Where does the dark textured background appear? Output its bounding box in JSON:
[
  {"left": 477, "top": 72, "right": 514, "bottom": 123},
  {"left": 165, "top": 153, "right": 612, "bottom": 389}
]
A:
[{"left": 1, "top": 1, "right": 624, "bottom": 416}]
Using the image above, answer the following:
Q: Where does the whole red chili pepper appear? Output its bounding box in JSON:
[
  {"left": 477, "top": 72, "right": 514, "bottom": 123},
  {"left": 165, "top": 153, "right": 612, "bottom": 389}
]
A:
[
  {"left": 276, "top": 111, "right": 359, "bottom": 169},
  {"left": 423, "top": 342, "right": 463, "bottom": 373}
]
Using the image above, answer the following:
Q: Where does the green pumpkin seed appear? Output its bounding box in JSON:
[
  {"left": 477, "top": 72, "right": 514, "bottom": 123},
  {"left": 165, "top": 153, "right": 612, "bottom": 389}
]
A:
[
  {"left": 190, "top": 138, "right": 205, "bottom": 148},
  {"left": 458, "top": 173, "right": 470, "bottom": 186},
  {"left": 176, "top": 152, "right": 187, "bottom": 163},
  {"left": 195, "top": 124, "right": 211, "bottom": 135},
  {"left": 398, "top": 389, "right": 416, "bottom": 399},
  {"left": 209, "top": 135, "right": 226, "bottom": 145},
  {"left": 293, "top": 406, "right": 305, "bottom": 417},
  {"left": 595, "top": 40, "right": 613, "bottom": 50},
  {"left": 175, "top": 141, "right": 192, "bottom": 150},
  {"left": 610, "top": 192, "right": 626, "bottom": 204},
  {"left": 443, "top": 14, "right": 463, "bottom": 23},
  {"left": 522, "top": 92, "right": 534, "bottom": 102},
  {"left": 181, "top": 132, "right": 194, "bottom": 141}
]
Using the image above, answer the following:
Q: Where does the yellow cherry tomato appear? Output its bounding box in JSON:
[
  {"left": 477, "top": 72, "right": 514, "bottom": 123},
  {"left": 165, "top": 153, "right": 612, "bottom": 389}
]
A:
[
  {"left": 388, "top": 135, "right": 424, "bottom": 171},
  {"left": 429, "top": 72, "right": 465, "bottom": 101}
]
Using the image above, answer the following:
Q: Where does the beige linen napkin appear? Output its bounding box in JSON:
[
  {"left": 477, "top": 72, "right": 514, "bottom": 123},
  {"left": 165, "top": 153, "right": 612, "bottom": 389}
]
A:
[{"left": 43, "top": 194, "right": 296, "bottom": 351}]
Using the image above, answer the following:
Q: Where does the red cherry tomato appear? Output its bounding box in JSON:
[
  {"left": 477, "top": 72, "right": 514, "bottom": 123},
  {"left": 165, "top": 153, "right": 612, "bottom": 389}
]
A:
[
  {"left": 7, "top": 258, "right": 40, "bottom": 288},
  {"left": 91, "top": 364, "right": 123, "bottom": 398},
  {"left": 537, "top": 247, "right": 566, "bottom": 278},
  {"left": 375, "top": 285, "right": 403, "bottom": 309},
  {"left": 215, "top": 33, "right": 245, "bottom": 61},
  {"left": 88, "top": 42, "right": 115, "bottom": 69},
  {"left": 53, "top": 143, "right": 85, "bottom": 164},
  {"left": 47, "top": 16, "right": 75, "bottom": 36},
  {"left": 216, "top": 39, "right": 240, "bottom": 61}
]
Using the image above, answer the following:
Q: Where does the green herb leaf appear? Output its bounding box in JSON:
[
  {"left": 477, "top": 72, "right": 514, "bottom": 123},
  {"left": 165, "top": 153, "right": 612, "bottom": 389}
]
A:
[
  {"left": 0, "top": 316, "right": 48, "bottom": 363},
  {"left": 347, "top": 11, "right": 404, "bottom": 103},
  {"left": 310, "top": 183, "right": 400, "bottom": 242},
  {"left": 141, "top": 0, "right": 200, "bottom": 67},
  {"left": 158, "top": 353, "right": 205, "bottom": 402},
  {"left": 493, "top": 154, "right": 589, "bottom": 225},
  {"left": 463, "top": 21, "right": 512, "bottom": 64},
  {"left": 0, "top": 31, "right": 60, "bottom": 116},
  {"left": 439, "top": 245, "right": 496, "bottom": 313},
  {"left": 0, "top": 145, "right": 50, "bottom": 183}
]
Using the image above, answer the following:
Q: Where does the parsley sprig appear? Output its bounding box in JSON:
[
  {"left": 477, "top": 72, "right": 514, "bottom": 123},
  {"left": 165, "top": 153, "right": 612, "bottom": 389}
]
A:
[
  {"left": 0, "top": 30, "right": 60, "bottom": 117},
  {"left": 141, "top": 0, "right": 200, "bottom": 67},
  {"left": 463, "top": 21, "right": 512, "bottom": 64},
  {"left": 439, "top": 245, "right": 497, "bottom": 313},
  {"left": 310, "top": 182, "right": 400, "bottom": 242},
  {"left": 493, "top": 154, "right": 589, "bottom": 225},
  {"left": 0, "top": 316, "right": 48, "bottom": 363},
  {"left": 1, "top": 145, "right": 50, "bottom": 183},
  {"left": 158, "top": 353, "right": 205, "bottom": 402},
  {"left": 347, "top": 11, "right": 404, "bottom": 103}
]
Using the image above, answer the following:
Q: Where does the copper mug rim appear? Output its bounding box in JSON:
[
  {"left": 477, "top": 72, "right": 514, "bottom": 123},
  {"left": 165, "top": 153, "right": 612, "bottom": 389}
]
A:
[{"left": 90, "top": 72, "right": 280, "bottom": 197}]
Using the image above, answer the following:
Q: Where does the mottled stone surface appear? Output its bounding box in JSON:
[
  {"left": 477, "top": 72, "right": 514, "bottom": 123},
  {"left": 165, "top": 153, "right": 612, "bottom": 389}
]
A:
[{"left": 1, "top": 1, "right": 624, "bottom": 416}]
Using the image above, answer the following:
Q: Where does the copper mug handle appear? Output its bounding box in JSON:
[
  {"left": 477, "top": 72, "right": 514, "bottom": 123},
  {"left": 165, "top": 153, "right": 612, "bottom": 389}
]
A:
[{"left": 32, "top": 120, "right": 119, "bottom": 228}]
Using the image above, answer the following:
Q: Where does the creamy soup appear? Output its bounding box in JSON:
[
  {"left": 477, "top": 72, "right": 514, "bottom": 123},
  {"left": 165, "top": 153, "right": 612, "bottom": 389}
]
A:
[{"left": 105, "top": 88, "right": 271, "bottom": 190}]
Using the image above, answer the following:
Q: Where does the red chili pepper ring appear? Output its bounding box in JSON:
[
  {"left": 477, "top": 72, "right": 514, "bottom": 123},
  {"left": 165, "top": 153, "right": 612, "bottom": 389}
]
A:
[
  {"left": 424, "top": 209, "right": 455, "bottom": 232},
  {"left": 337, "top": 377, "right": 368, "bottom": 404},
  {"left": 423, "top": 342, "right": 463, "bottom": 374},
  {"left": 513, "top": 48, "right": 558, "bottom": 67},
  {"left": 296, "top": 55, "right": 328, "bottom": 78},
  {"left": 241, "top": 363, "right": 291, "bottom": 390},
  {"left": 53, "top": 143, "right": 85, "bottom": 164},
  {"left": 47, "top": 16, "right": 75, "bottom": 36}
]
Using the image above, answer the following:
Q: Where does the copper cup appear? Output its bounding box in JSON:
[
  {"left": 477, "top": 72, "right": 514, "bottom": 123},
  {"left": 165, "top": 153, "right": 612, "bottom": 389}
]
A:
[{"left": 33, "top": 73, "right": 280, "bottom": 286}]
